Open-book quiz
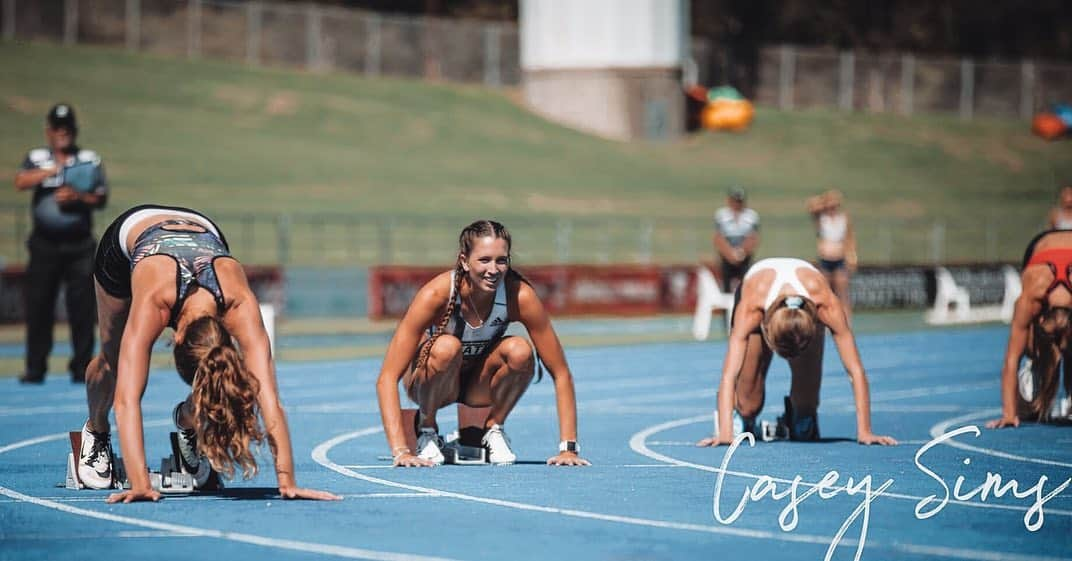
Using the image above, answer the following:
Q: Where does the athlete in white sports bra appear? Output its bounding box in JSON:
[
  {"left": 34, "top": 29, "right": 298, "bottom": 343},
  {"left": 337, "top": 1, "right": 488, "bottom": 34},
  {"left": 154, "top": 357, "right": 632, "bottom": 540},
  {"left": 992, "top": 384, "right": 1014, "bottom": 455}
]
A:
[
  {"left": 1047, "top": 185, "right": 1072, "bottom": 230},
  {"left": 376, "top": 220, "right": 589, "bottom": 468},
  {"left": 808, "top": 190, "right": 857, "bottom": 320},
  {"left": 697, "top": 257, "right": 896, "bottom": 447}
]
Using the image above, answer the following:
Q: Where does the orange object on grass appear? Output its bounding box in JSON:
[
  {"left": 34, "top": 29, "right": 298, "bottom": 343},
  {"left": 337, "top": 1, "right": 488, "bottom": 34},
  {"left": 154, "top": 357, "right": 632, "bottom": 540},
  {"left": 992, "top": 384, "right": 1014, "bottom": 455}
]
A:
[
  {"left": 1033, "top": 113, "right": 1068, "bottom": 140},
  {"left": 701, "top": 99, "right": 755, "bottom": 132}
]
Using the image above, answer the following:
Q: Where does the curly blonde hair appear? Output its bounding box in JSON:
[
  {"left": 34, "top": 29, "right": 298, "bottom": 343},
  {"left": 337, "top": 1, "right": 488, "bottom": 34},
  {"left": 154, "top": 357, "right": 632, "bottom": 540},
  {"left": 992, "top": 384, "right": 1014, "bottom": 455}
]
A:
[{"left": 174, "top": 316, "right": 265, "bottom": 480}]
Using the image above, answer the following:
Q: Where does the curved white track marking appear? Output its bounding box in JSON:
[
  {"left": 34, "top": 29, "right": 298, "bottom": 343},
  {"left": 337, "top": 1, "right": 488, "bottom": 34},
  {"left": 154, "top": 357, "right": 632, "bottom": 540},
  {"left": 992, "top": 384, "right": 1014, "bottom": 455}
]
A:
[
  {"left": 0, "top": 419, "right": 172, "bottom": 454},
  {"left": 314, "top": 428, "right": 1072, "bottom": 561},
  {"left": 629, "top": 415, "right": 1072, "bottom": 517},
  {"left": 0, "top": 428, "right": 461, "bottom": 561},
  {"left": 313, "top": 428, "right": 845, "bottom": 547},
  {"left": 930, "top": 409, "right": 1072, "bottom": 469}
]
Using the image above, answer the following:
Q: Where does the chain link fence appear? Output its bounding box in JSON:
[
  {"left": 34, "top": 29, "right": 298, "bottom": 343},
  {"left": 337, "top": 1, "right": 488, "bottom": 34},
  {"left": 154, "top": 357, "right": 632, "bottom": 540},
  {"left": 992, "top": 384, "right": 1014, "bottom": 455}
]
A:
[{"left": 3, "top": 0, "right": 1071, "bottom": 118}]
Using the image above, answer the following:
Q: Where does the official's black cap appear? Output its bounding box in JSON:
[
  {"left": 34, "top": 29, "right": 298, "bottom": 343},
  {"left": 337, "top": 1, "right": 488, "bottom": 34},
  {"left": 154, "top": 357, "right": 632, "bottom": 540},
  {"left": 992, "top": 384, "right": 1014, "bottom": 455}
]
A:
[{"left": 46, "top": 103, "right": 77, "bottom": 132}]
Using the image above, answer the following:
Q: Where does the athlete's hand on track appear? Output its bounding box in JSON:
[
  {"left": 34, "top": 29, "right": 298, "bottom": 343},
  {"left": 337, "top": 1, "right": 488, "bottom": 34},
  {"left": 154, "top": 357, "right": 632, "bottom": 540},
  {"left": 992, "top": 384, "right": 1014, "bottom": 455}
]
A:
[
  {"left": 106, "top": 487, "right": 162, "bottom": 503},
  {"left": 279, "top": 486, "right": 342, "bottom": 500},
  {"left": 857, "top": 432, "right": 898, "bottom": 446},
  {"left": 547, "top": 452, "right": 591, "bottom": 466},
  {"left": 985, "top": 416, "right": 1020, "bottom": 429},
  {"left": 392, "top": 452, "right": 438, "bottom": 468},
  {"left": 696, "top": 435, "right": 735, "bottom": 447}
]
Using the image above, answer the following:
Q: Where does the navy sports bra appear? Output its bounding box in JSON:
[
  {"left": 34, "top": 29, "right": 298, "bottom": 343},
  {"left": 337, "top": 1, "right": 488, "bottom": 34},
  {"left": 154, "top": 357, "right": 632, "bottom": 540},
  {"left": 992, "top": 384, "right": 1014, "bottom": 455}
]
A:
[{"left": 130, "top": 219, "right": 231, "bottom": 328}]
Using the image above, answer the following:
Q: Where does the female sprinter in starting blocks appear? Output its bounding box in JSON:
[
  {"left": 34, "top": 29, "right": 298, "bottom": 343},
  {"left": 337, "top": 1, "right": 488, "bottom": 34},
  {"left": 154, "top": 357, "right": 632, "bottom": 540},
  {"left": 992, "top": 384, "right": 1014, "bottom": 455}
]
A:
[
  {"left": 988, "top": 229, "right": 1072, "bottom": 428},
  {"left": 697, "top": 257, "right": 897, "bottom": 447},
  {"left": 376, "top": 220, "right": 590, "bottom": 467},
  {"left": 81, "top": 204, "right": 339, "bottom": 503}
]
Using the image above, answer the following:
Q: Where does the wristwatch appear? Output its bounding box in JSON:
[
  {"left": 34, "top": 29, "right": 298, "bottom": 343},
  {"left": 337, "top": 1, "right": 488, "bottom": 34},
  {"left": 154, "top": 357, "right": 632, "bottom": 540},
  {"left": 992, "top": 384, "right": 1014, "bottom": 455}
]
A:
[{"left": 558, "top": 440, "right": 578, "bottom": 454}]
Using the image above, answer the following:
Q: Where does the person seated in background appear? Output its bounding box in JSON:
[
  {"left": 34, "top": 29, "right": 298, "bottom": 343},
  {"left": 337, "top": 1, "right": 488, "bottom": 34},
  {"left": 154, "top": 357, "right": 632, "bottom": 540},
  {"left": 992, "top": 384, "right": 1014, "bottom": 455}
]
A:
[
  {"left": 713, "top": 186, "right": 760, "bottom": 294},
  {"left": 698, "top": 257, "right": 896, "bottom": 447},
  {"left": 1047, "top": 184, "right": 1072, "bottom": 230},
  {"left": 988, "top": 229, "right": 1072, "bottom": 428},
  {"left": 82, "top": 204, "right": 339, "bottom": 503},
  {"left": 375, "top": 220, "right": 589, "bottom": 467},
  {"left": 807, "top": 189, "right": 857, "bottom": 321}
]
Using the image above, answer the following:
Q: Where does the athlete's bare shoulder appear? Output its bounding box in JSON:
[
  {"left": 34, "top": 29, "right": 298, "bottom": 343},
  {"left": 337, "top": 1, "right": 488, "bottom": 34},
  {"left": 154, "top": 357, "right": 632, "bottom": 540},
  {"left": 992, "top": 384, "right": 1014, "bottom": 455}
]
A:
[
  {"left": 797, "top": 266, "right": 833, "bottom": 299},
  {"left": 1020, "top": 265, "right": 1054, "bottom": 301}
]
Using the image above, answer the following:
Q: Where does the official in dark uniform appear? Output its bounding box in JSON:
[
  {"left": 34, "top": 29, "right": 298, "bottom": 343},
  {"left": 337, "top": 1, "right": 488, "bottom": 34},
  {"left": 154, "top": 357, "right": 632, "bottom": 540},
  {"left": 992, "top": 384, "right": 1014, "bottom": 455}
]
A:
[{"left": 14, "top": 103, "right": 108, "bottom": 384}]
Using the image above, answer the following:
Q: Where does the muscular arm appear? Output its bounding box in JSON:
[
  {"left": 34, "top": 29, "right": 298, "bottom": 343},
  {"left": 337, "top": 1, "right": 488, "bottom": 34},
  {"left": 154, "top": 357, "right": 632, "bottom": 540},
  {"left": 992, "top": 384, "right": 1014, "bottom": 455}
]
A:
[
  {"left": 992, "top": 291, "right": 1042, "bottom": 427},
  {"left": 375, "top": 277, "right": 444, "bottom": 458},
  {"left": 220, "top": 271, "right": 289, "bottom": 485},
  {"left": 221, "top": 263, "right": 338, "bottom": 499},
  {"left": 714, "top": 311, "right": 761, "bottom": 443},
  {"left": 815, "top": 286, "right": 894, "bottom": 444},
  {"left": 513, "top": 280, "right": 589, "bottom": 465},
  {"left": 705, "top": 282, "right": 763, "bottom": 446},
  {"left": 515, "top": 282, "right": 578, "bottom": 443},
  {"left": 112, "top": 287, "right": 168, "bottom": 497}
]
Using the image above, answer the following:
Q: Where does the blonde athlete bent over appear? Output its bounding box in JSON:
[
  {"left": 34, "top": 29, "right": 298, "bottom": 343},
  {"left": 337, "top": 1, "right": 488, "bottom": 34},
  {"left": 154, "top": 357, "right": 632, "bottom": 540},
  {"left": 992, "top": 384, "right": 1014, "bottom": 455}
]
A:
[
  {"left": 82, "top": 204, "right": 339, "bottom": 503},
  {"left": 698, "top": 257, "right": 896, "bottom": 447}
]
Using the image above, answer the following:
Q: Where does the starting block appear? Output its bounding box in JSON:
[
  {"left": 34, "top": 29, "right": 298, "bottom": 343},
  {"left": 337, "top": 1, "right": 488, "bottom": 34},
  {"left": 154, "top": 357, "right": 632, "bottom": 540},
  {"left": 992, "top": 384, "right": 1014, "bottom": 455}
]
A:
[
  {"left": 712, "top": 407, "right": 791, "bottom": 443},
  {"left": 399, "top": 404, "right": 492, "bottom": 464},
  {"left": 760, "top": 419, "right": 789, "bottom": 442},
  {"left": 65, "top": 430, "right": 219, "bottom": 493}
]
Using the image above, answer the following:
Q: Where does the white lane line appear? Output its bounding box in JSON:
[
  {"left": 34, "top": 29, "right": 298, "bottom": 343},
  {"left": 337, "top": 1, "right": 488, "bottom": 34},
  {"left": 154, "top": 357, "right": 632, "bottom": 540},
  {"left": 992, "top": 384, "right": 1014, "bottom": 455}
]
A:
[
  {"left": 312, "top": 427, "right": 847, "bottom": 547},
  {"left": 6, "top": 530, "right": 200, "bottom": 539},
  {"left": 628, "top": 414, "right": 1072, "bottom": 517},
  {"left": 620, "top": 464, "right": 690, "bottom": 468},
  {"left": 930, "top": 409, "right": 1072, "bottom": 469},
  {"left": 0, "top": 429, "right": 463, "bottom": 561},
  {"left": 0, "top": 492, "right": 437, "bottom": 503},
  {"left": 0, "top": 486, "right": 461, "bottom": 561},
  {"left": 315, "top": 426, "right": 1072, "bottom": 561}
]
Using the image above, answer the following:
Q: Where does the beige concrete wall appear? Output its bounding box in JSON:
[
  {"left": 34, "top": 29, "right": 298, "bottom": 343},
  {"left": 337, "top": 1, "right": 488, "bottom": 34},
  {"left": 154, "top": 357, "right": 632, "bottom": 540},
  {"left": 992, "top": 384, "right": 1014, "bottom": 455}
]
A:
[{"left": 523, "top": 67, "right": 684, "bottom": 141}]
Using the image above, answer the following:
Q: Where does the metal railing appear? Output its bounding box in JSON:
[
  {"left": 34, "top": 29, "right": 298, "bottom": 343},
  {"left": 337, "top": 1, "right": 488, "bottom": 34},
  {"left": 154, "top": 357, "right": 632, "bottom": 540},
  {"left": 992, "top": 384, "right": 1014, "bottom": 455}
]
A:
[{"left": 0, "top": 205, "right": 1042, "bottom": 268}]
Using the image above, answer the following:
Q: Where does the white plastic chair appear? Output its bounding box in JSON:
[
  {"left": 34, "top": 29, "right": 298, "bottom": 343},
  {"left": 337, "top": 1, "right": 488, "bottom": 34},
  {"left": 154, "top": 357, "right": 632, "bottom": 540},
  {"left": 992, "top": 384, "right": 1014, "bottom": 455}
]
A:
[
  {"left": 926, "top": 267, "right": 971, "bottom": 323},
  {"left": 692, "top": 266, "right": 735, "bottom": 340},
  {"left": 999, "top": 265, "right": 1021, "bottom": 323}
]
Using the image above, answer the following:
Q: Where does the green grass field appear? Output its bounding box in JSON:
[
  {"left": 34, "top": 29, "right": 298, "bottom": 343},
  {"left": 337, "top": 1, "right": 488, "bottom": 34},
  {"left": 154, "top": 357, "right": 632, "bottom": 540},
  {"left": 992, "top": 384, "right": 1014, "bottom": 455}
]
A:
[{"left": 0, "top": 41, "right": 1067, "bottom": 266}]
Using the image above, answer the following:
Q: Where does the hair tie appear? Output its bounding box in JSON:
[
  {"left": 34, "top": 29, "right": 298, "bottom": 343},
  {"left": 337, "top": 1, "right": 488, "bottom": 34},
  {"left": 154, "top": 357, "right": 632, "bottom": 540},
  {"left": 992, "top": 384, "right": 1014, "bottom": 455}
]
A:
[{"left": 785, "top": 296, "right": 804, "bottom": 310}]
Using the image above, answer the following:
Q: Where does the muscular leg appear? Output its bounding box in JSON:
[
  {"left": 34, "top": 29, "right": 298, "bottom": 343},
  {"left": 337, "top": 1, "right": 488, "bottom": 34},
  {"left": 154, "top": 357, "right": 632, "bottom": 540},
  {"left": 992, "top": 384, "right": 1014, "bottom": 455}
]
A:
[
  {"left": 404, "top": 335, "right": 463, "bottom": 431},
  {"left": 84, "top": 281, "right": 129, "bottom": 433},
  {"left": 787, "top": 329, "right": 826, "bottom": 420},
  {"left": 458, "top": 336, "right": 535, "bottom": 428},
  {"left": 733, "top": 332, "right": 774, "bottom": 419}
]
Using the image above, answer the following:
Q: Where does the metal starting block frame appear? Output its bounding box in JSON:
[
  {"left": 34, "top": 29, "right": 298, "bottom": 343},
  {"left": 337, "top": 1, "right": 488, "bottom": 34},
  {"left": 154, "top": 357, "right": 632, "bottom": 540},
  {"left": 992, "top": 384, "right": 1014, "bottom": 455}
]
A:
[
  {"left": 442, "top": 440, "right": 487, "bottom": 464},
  {"left": 712, "top": 411, "right": 788, "bottom": 443},
  {"left": 760, "top": 419, "right": 789, "bottom": 442},
  {"left": 65, "top": 431, "right": 217, "bottom": 493},
  {"left": 400, "top": 405, "right": 492, "bottom": 465}
]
